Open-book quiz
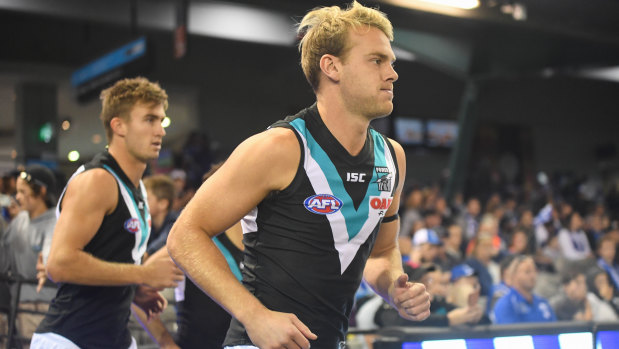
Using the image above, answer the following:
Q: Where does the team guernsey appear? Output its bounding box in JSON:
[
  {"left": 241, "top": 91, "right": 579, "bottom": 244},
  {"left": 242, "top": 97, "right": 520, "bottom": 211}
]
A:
[
  {"left": 224, "top": 104, "right": 398, "bottom": 349},
  {"left": 35, "top": 151, "right": 151, "bottom": 348}
]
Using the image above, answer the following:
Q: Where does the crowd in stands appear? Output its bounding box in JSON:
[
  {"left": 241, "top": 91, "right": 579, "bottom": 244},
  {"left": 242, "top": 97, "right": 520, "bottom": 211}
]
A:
[
  {"left": 1, "top": 156, "right": 618, "bottom": 344},
  {"left": 354, "top": 170, "right": 619, "bottom": 330}
]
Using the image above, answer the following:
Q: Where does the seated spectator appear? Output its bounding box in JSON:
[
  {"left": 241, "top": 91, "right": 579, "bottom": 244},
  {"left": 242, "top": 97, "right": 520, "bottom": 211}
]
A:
[
  {"left": 408, "top": 228, "right": 441, "bottom": 266},
  {"left": 355, "top": 263, "right": 486, "bottom": 329},
  {"left": 457, "top": 197, "right": 481, "bottom": 243},
  {"left": 516, "top": 209, "right": 537, "bottom": 255},
  {"left": 508, "top": 229, "right": 529, "bottom": 256},
  {"left": 488, "top": 255, "right": 518, "bottom": 315},
  {"left": 143, "top": 174, "right": 178, "bottom": 256},
  {"left": 448, "top": 264, "right": 482, "bottom": 308},
  {"left": 549, "top": 270, "right": 592, "bottom": 321},
  {"left": 587, "top": 267, "right": 619, "bottom": 317},
  {"left": 596, "top": 234, "right": 619, "bottom": 290},
  {"left": 437, "top": 224, "right": 464, "bottom": 270},
  {"left": 464, "top": 232, "right": 499, "bottom": 299},
  {"left": 492, "top": 255, "right": 556, "bottom": 324},
  {"left": 557, "top": 212, "right": 593, "bottom": 261}
]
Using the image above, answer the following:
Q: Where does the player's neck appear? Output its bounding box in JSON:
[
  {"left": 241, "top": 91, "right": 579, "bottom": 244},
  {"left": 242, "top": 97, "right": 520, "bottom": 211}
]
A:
[
  {"left": 316, "top": 100, "right": 369, "bottom": 156},
  {"left": 108, "top": 145, "right": 147, "bottom": 188}
]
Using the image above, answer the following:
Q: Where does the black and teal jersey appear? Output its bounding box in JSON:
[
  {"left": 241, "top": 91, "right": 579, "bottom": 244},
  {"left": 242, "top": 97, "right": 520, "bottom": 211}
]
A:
[
  {"left": 36, "top": 151, "right": 151, "bottom": 349},
  {"left": 224, "top": 104, "right": 398, "bottom": 349}
]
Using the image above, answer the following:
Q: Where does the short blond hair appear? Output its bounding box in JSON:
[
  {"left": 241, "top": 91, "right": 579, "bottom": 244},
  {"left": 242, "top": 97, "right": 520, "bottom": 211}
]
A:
[
  {"left": 100, "top": 77, "right": 168, "bottom": 142},
  {"left": 297, "top": 1, "right": 393, "bottom": 91}
]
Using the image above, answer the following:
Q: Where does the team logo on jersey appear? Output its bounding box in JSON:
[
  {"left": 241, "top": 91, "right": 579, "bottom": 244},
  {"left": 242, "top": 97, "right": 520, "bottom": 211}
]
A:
[
  {"left": 304, "top": 194, "right": 343, "bottom": 215},
  {"left": 370, "top": 196, "right": 393, "bottom": 217},
  {"left": 124, "top": 218, "right": 140, "bottom": 233},
  {"left": 374, "top": 167, "right": 392, "bottom": 192}
]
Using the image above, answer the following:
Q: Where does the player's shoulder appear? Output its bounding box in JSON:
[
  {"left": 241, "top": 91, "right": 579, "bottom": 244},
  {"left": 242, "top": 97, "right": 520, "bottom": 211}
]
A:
[
  {"left": 241, "top": 127, "right": 299, "bottom": 155},
  {"left": 385, "top": 136, "right": 405, "bottom": 156},
  {"left": 66, "top": 167, "right": 117, "bottom": 197}
]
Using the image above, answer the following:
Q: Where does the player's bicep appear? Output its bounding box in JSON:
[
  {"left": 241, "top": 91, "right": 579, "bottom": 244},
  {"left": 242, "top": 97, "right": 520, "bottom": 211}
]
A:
[
  {"left": 179, "top": 128, "right": 300, "bottom": 237},
  {"left": 50, "top": 171, "right": 116, "bottom": 254}
]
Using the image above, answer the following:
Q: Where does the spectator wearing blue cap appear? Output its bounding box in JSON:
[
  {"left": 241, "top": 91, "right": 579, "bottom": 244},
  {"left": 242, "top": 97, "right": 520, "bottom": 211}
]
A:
[
  {"left": 408, "top": 228, "right": 442, "bottom": 267},
  {"left": 448, "top": 264, "right": 482, "bottom": 310},
  {"left": 492, "top": 255, "right": 556, "bottom": 324}
]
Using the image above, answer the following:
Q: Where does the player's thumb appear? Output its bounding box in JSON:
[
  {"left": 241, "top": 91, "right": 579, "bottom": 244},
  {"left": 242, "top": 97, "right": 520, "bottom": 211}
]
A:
[{"left": 395, "top": 273, "right": 409, "bottom": 289}]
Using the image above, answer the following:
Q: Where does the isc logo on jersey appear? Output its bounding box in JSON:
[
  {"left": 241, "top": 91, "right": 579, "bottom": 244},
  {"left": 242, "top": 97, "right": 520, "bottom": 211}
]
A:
[
  {"left": 124, "top": 218, "right": 140, "bottom": 233},
  {"left": 304, "top": 194, "right": 343, "bottom": 215}
]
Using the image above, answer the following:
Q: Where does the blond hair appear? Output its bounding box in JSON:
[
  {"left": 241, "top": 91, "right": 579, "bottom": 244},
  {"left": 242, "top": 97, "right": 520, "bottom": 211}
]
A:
[
  {"left": 297, "top": 1, "right": 393, "bottom": 91},
  {"left": 100, "top": 77, "right": 168, "bottom": 142}
]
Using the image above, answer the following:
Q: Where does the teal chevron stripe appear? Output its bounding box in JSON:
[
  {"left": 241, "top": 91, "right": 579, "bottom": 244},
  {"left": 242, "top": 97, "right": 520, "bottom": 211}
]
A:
[{"left": 290, "top": 119, "right": 388, "bottom": 240}]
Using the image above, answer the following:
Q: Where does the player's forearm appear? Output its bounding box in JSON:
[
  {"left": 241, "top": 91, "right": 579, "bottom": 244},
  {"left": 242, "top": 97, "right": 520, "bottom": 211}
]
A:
[
  {"left": 364, "top": 246, "right": 404, "bottom": 303},
  {"left": 167, "top": 223, "right": 266, "bottom": 324},
  {"left": 46, "top": 249, "right": 145, "bottom": 286}
]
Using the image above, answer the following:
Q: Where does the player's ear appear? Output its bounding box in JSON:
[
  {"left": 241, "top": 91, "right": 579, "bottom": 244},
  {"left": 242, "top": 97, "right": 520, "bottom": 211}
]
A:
[
  {"left": 320, "top": 54, "right": 341, "bottom": 82},
  {"left": 110, "top": 116, "right": 127, "bottom": 138}
]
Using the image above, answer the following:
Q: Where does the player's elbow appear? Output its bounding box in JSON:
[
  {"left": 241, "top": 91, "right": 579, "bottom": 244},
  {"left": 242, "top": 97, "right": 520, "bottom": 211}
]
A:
[
  {"left": 45, "top": 258, "right": 64, "bottom": 283},
  {"left": 45, "top": 252, "right": 71, "bottom": 283},
  {"left": 166, "top": 224, "right": 182, "bottom": 261}
]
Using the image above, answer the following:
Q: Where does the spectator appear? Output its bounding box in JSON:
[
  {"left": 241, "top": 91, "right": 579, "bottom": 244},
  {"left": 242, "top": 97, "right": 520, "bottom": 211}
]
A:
[
  {"left": 596, "top": 234, "right": 619, "bottom": 290},
  {"left": 586, "top": 267, "right": 619, "bottom": 317},
  {"left": 549, "top": 270, "right": 592, "bottom": 321},
  {"left": 143, "top": 174, "right": 178, "bottom": 256},
  {"left": 464, "top": 232, "right": 499, "bottom": 299},
  {"left": 356, "top": 263, "right": 485, "bottom": 329},
  {"left": 488, "top": 255, "right": 518, "bottom": 315},
  {"left": 408, "top": 228, "right": 442, "bottom": 266},
  {"left": 4, "top": 165, "right": 58, "bottom": 341},
  {"left": 557, "top": 212, "right": 593, "bottom": 261},
  {"left": 437, "top": 224, "right": 464, "bottom": 270},
  {"left": 458, "top": 197, "right": 481, "bottom": 243},
  {"left": 492, "top": 255, "right": 556, "bottom": 324}
]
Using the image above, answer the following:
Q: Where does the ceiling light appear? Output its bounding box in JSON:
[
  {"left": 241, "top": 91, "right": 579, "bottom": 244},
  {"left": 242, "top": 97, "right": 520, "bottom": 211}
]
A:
[{"left": 415, "top": 0, "right": 480, "bottom": 10}]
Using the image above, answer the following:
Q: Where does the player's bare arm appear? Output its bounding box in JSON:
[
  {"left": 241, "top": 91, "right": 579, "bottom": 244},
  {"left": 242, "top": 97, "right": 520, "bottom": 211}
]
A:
[
  {"left": 168, "top": 127, "right": 316, "bottom": 347},
  {"left": 46, "top": 168, "right": 180, "bottom": 288}
]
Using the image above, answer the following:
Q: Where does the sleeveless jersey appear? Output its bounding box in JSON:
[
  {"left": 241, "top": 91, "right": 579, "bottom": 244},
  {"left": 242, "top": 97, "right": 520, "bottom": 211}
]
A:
[
  {"left": 176, "top": 233, "right": 243, "bottom": 349},
  {"left": 224, "top": 104, "right": 398, "bottom": 349},
  {"left": 36, "top": 151, "right": 151, "bottom": 349}
]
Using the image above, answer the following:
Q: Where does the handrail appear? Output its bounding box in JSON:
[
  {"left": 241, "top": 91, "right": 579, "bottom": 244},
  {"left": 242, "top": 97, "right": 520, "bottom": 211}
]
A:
[{"left": 0, "top": 272, "right": 55, "bottom": 349}]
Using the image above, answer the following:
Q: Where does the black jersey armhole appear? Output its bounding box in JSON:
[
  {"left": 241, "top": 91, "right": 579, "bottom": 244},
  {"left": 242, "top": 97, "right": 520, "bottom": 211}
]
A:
[{"left": 382, "top": 135, "right": 400, "bottom": 196}]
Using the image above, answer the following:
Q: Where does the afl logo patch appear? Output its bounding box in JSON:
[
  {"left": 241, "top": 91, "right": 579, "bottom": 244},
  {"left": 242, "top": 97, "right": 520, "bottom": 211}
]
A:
[
  {"left": 124, "top": 218, "right": 140, "bottom": 233},
  {"left": 304, "top": 194, "right": 343, "bottom": 215}
]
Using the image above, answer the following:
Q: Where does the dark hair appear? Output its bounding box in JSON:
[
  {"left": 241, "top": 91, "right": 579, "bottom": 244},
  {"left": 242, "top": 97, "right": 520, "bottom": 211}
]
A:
[
  {"left": 561, "top": 268, "right": 584, "bottom": 285},
  {"left": 20, "top": 165, "right": 57, "bottom": 208}
]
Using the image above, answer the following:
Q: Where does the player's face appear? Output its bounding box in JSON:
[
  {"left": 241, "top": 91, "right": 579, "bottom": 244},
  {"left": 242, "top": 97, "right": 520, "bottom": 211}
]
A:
[
  {"left": 123, "top": 102, "right": 167, "bottom": 163},
  {"left": 338, "top": 26, "right": 398, "bottom": 120}
]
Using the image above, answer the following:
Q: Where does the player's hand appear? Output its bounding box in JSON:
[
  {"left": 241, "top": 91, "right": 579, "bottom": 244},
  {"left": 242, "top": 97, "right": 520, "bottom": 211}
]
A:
[
  {"left": 142, "top": 247, "right": 185, "bottom": 289},
  {"left": 36, "top": 252, "right": 47, "bottom": 293},
  {"left": 391, "top": 274, "right": 431, "bottom": 321},
  {"left": 244, "top": 308, "right": 317, "bottom": 349},
  {"left": 134, "top": 285, "right": 167, "bottom": 321}
]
